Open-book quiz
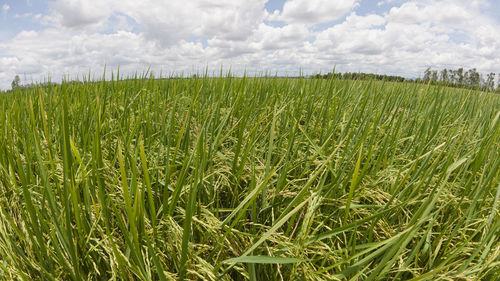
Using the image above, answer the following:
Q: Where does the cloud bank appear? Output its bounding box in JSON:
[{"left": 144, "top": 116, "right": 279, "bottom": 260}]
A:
[{"left": 0, "top": 0, "right": 499, "bottom": 89}]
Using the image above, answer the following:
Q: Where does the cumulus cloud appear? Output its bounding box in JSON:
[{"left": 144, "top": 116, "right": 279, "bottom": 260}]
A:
[
  {"left": 387, "top": 1, "right": 473, "bottom": 28},
  {"left": 0, "top": 28, "right": 208, "bottom": 84},
  {"left": 45, "top": 0, "right": 268, "bottom": 45},
  {"left": 47, "top": 0, "right": 113, "bottom": 28},
  {"left": 268, "top": 0, "right": 358, "bottom": 25},
  {"left": 1, "top": 0, "right": 499, "bottom": 89},
  {"left": 312, "top": 0, "right": 500, "bottom": 75},
  {"left": 253, "top": 23, "right": 310, "bottom": 50}
]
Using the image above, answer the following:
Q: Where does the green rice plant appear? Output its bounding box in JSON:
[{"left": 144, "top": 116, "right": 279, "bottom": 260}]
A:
[{"left": 0, "top": 73, "right": 498, "bottom": 280}]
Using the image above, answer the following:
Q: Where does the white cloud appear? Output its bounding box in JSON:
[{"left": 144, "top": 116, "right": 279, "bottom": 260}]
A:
[
  {"left": 387, "top": 1, "right": 473, "bottom": 28},
  {"left": 47, "top": 0, "right": 113, "bottom": 28},
  {"left": 0, "top": 28, "right": 210, "bottom": 87},
  {"left": 1, "top": 0, "right": 500, "bottom": 89},
  {"left": 2, "top": 4, "right": 9, "bottom": 15},
  {"left": 311, "top": 0, "right": 500, "bottom": 76},
  {"left": 14, "top": 13, "right": 33, "bottom": 18},
  {"left": 45, "top": 0, "right": 268, "bottom": 45},
  {"left": 268, "top": 0, "right": 358, "bottom": 25},
  {"left": 377, "top": 0, "right": 397, "bottom": 7}
]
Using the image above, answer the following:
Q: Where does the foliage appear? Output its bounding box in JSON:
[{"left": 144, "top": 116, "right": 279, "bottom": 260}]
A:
[
  {"left": 316, "top": 68, "right": 499, "bottom": 93},
  {"left": 313, "top": 72, "right": 406, "bottom": 82},
  {"left": 422, "top": 67, "right": 497, "bottom": 92},
  {"left": 0, "top": 75, "right": 499, "bottom": 280},
  {"left": 10, "top": 75, "right": 20, "bottom": 90}
]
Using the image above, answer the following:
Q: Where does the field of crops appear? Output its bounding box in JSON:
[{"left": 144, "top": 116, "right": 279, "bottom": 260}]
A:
[{"left": 0, "top": 75, "right": 499, "bottom": 280}]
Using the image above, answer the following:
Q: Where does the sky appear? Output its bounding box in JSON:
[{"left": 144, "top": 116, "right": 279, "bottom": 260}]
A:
[{"left": 1, "top": 0, "right": 499, "bottom": 89}]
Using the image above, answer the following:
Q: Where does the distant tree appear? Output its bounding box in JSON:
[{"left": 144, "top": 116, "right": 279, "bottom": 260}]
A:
[
  {"left": 479, "top": 73, "right": 485, "bottom": 89},
  {"left": 423, "top": 67, "right": 432, "bottom": 82},
  {"left": 470, "top": 69, "right": 480, "bottom": 86},
  {"left": 464, "top": 69, "right": 471, "bottom": 85},
  {"left": 448, "top": 69, "right": 454, "bottom": 83},
  {"left": 11, "top": 75, "right": 20, "bottom": 90},
  {"left": 485, "top": 73, "right": 495, "bottom": 92},
  {"left": 464, "top": 70, "right": 471, "bottom": 85},
  {"left": 457, "top": 68, "right": 464, "bottom": 84},
  {"left": 431, "top": 70, "right": 438, "bottom": 82},
  {"left": 440, "top": 69, "right": 449, "bottom": 82}
]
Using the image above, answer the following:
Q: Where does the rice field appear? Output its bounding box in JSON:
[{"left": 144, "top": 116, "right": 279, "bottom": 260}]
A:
[{"left": 0, "top": 75, "right": 499, "bottom": 280}]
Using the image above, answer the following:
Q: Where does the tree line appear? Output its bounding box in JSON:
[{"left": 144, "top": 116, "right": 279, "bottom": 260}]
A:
[
  {"left": 7, "top": 69, "right": 500, "bottom": 93},
  {"left": 314, "top": 68, "right": 500, "bottom": 93},
  {"left": 8, "top": 75, "right": 57, "bottom": 91},
  {"left": 421, "top": 67, "right": 497, "bottom": 92},
  {"left": 313, "top": 72, "right": 406, "bottom": 83}
]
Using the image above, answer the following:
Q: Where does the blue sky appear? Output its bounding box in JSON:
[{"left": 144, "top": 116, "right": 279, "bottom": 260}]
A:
[
  {"left": 1, "top": 1, "right": 45, "bottom": 37},
  {"left": 1, "top": 0, "right": 499, "bottom": 89}
]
